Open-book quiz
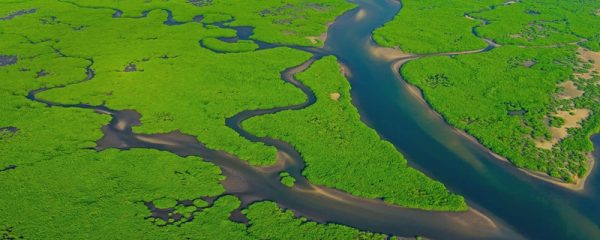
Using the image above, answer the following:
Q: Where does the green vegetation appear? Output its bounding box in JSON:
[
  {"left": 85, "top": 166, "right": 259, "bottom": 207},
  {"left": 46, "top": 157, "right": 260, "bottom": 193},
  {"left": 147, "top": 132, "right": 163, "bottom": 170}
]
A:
[
  {"left": 0, "top": 0, "right": 315, "bottom": 166},
  {"left": 245, "top": 57, "right": 466, "bottom": 210},
  {"left": 201, "top": 37, "right": 259, "bottom": 53},
  {"left": 279, "top": 171, "right": 296, "bottom": 187},
  {"left": 373, "top": 0, "right": 503, "bottom": 54},
  {"left": 244, "top": 201, "right": 386, "bottom": 239},
  {"left": 401, "top": 45, "right": 600, "bottom": 182},
  {"left": 473, "top": 0, "right": 600, "bottom": 50},
  {"left": 377, "top": 0, "right": 600, "bottom": 182},
  {"left": 0, "top": 0, "right": 467, "bottom": 238},
  {"left": 61, "top": 0, "right": 355, "bottom": 46}
]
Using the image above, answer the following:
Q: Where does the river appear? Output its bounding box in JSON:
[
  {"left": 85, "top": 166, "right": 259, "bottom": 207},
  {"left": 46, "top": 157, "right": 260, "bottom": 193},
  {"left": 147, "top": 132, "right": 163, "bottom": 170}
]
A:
[{"left": 329, "top": 0, "right": 600, "bottom": 239}]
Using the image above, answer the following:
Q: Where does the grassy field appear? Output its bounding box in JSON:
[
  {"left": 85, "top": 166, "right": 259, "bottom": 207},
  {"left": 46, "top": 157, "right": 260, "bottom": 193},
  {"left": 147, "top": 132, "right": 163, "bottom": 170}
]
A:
[
  {"left": 245, "top": 56, "right": 467, "bottom": 210},
  {"left": 378, "top": 0, "right": 600, "bottom": 182}
]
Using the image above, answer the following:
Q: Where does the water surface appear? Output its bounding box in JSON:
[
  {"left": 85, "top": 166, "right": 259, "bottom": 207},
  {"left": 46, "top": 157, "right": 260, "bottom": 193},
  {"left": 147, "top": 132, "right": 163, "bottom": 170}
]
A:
[{"left": 328, "top": 0, "right": 600, "bottom": 239}]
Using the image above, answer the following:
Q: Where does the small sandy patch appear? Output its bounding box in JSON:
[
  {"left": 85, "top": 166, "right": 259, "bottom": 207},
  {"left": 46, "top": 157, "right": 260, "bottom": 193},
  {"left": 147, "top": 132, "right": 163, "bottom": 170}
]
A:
[
  {"left": 464, "top": 14, "right": 475, "bottom": 20},
  {"left": 368, "top": 44, "right": 413, "bottom": 61},
  {"left": 504, "top": 0, "right": 519, "bottom": 5},
  {"left": 576, "top": 48, "right": 600, "bottom": 80},
  {"left": 510, "top": 33, "right": 522, "bottom": 39},
  {"left": 355, "top": 9, "right": 367, "bottom": 21},
  {"left": 306, "top": 22, "right": 332, "bottom": 45},
  {"left": 595, "top": 8, "right": 600, "bottom": 16},
  {"left": 557, "top": 81, "right": 584, "bottom": 100},
  {"left": 329, "top": 92, "right": 340, "bottom": 101},
  {"left": 535, "top": 109, "right": 591, "bottom": 149},
  {"left": 338, "top": 62, "right": 351, "bottom": 78}
]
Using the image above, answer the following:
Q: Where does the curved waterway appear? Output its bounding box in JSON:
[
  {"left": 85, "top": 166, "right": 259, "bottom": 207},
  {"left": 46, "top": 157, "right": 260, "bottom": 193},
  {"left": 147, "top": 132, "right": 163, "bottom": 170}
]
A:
[
  {"left": 329, "top": 0, "right": 600, "bottom": 239},
  {"left": 26, "top": 0, "right": 600, "bottom": 239}
]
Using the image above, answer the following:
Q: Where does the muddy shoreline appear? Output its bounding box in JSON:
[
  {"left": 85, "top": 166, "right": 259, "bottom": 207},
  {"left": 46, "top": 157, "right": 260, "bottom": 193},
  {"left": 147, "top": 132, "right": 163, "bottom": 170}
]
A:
[{"left": 391, "top": 48, "right": 597, "bottom": 192}]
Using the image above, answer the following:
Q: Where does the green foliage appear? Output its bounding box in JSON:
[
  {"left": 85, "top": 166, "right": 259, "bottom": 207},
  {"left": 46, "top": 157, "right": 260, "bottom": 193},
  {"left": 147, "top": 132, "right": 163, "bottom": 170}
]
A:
[
  {"left": 0, "top": 0, "right": 329, "bottom": 165},
  {"left": 279, "top": 171, "right": 296, "bottom": 187},
  {"left": 201, "top": 37, "right": 259, "bottom": 53},
  {"left": 473, "top": 0, "right": 600, "bottom": 48},
  {"left": 245, "top": 57, "right": 466, "bottom": 210},
  {"left": 373, "top": 0, "right": 503, "bottom": 54},
  {"left": 401, "top": 45, "right": 600, "bottom": 181},
  {"left": 0, "top": 0, "right": 473, "bottom": 237},
  {"left": 62, "top": 0, "right": 355, "bottom": 46},
  {"left": 0, "top": 0, "right": 392, "bottom": 238},
  {"left": 244, "top": 201, "right": 386, "bottom": 240},
  {"left": 549, "top": 116, "right": 565, "bottom": 128}
]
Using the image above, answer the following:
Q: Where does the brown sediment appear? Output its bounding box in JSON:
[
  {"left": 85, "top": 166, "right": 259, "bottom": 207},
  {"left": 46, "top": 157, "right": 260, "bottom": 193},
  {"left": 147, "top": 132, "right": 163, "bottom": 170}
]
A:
[
  {"left": 453, "top": 120, "right": 594, "bottom": 191},
  {"left": 535, "top": 109, "right": 591, "bottom": 150},
  {"left": 369, "top": 44, "right": 414, "bottom": 61},
  {"left": 338, "top": 61, "right": 352, "bottom": 78},
  {"left": 393, "top": 56, "right": 593, "bottom": 191},
  {"left": 306, "top": 22, "right": 333, "bottom": 45},
  {"left": 576, "top": 48, "right": 600, "bottom": 80},
  {"left": 516, "top": 157, "right": 594, "bottom": 191},
  {"left": 355, "top": 9, "right": 367, "bottom": 21},
  {"left": 329, "top": 92, "right": 341, "bottom": 101},
  {"left": 556, "top": 81, "right": 584, "bottom": 100}
]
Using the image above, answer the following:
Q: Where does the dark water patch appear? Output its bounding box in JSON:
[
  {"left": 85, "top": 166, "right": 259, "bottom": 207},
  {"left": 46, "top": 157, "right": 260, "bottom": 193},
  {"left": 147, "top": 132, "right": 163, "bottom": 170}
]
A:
[
  {"left": 0, "top": 55, "right": 17, "bottom": 66},
  {"left": 0, "top": 126, "right": 18, "bottom": 133},
  {"left": 523, "top": 60, "right": 536, "bottom": 68},
  {"left": 163, "top": 10, "right": 183, "bottom": 25},
  {"left": 188, "top": 0, "right": 214, "bottom": 7},
  {"left": 508, "top": 110, "right": 526, "bottom": 116},
  {"left": 193, "top": 15, "right": 204, "bottom": 22},
  {"left": 36, "top": 69, "right": 48, "bottom": 78},
  {"left": 123, "top": 63, "right": 137, "bottom": 72},
  {"left": 0, "top": 9, "right": 36, "bottom": 21},
  {"left": 229, "top": 207, "right": 249, "bottom": 225},
  {"left": 144, "top": 195, "right": 225, "bottom": 226},
  {"left": 112, "top": 10, "right": 123, "bottom": 18},
  {"left": 0, "top": 165, "right": 17, "bottom": 172}
]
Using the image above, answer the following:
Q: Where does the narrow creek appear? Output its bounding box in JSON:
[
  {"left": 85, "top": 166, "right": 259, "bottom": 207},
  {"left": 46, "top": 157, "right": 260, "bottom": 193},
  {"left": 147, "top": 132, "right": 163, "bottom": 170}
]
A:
[{"left": 25, "top": 0, "right": 600, "bottom": 239}]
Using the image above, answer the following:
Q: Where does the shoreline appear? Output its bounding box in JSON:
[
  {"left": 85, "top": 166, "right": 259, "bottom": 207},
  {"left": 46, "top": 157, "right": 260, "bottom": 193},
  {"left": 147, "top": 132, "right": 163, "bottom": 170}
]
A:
[{"left": 390, "top": 56, "right": 596, "bottom": 192}]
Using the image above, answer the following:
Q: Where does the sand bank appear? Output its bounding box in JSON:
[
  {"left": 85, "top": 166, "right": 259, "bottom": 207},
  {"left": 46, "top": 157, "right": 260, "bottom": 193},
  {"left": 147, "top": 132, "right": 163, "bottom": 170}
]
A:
[
  {"left": 535, "top": 109, "right": 591, "bottom": 149},
  {"left": 576, "top": 48, "right": 600, "bottom": 80},
  {"left": 557, "top": 81, "right": 584, "bottom": 100}
]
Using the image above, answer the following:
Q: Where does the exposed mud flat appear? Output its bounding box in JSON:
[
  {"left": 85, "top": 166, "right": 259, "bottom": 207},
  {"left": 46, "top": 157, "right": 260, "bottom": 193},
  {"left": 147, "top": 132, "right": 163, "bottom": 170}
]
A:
[
  {"left": 307, "top": 22, "right": 333, "bottom": 45},
  {"left": 577, "top": 48, "right": 600, "bottom": 80},
  {"left": 329, "top": 92, "right": 341, "bottom": 101},
  {"left": 557, "top": 81, "right": 584, "bottom": 100},
  {"left": 535, "top": 109, "right": 591, "bottom": 150}
]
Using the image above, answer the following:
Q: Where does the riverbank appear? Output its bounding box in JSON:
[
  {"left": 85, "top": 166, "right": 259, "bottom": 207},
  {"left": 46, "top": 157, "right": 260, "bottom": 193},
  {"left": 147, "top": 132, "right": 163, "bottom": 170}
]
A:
[{"left": 392, "top": 55, "right": 596, "bottom": 192}]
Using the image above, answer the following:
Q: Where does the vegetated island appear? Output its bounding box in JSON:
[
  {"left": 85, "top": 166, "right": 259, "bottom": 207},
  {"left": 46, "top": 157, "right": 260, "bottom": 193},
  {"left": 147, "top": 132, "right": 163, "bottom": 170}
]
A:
[
  {"left": 375, "top": 0, "right": 600, "bottom": 188},
  {"left": 0, "top": 0, "right": 464, "bottom": 239}
]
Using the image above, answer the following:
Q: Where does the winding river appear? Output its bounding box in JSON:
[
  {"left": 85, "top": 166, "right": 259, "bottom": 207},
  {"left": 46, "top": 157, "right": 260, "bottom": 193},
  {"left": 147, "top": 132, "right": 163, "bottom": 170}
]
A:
[
  {"left": 27, "top": 0, "right": 600, "bottom": 239},
  {"left": 329, "top": 0, "right": 600, "bottom": 239}
]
